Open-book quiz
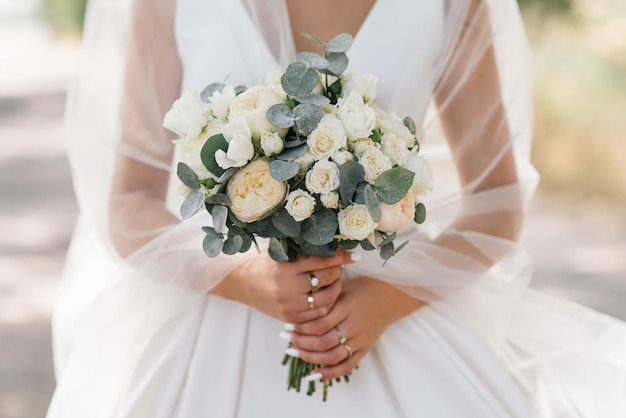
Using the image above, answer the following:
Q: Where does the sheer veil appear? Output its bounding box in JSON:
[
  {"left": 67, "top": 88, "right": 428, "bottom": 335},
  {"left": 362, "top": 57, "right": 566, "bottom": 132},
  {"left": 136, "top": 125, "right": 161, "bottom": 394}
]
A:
[{"left": 49, "top": 0, "right": 626, "bottom": 416}]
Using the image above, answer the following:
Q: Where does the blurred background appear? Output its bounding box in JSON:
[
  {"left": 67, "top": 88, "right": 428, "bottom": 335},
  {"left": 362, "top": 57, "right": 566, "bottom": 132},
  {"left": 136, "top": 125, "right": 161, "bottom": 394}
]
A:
[{"left": 0, "top": 0, "right": 624, "bottom": 417}]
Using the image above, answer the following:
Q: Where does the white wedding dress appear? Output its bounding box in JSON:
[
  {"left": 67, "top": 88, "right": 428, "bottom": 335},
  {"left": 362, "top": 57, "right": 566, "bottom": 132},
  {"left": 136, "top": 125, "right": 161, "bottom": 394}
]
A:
[{"left": 47, "top": 0, "right": 626, "bottom": 417}]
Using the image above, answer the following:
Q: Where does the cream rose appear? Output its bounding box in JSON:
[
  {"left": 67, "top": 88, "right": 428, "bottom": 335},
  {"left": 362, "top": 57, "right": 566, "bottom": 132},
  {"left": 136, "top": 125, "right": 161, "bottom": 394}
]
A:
[
  {"left": 320, "top": 191, "right": 339, "bottom": 209},
  {"left": 305, "top": 159, "right": 340, "bottom": 195},
  {"left": 378, "top": 112, "right": 417, "bottom": 149},
  {"left": 206, "top": 85, "right": 236, "bottom": 121},
  {"left": 293, "top": 151, "right": 315, "bottom": 177},
  {"left": 260, "top": 131, "right": 284, "bottom": 156},
  {"left": 285, "top": 189, "right": 316, "bottom": 222},
  {"left": 227, "top": 158, "right": 288, "bottom": 222},
  {"left": 331, "top": 150, "right": 354, "bottom": 166},
  {"left": 406, "top": 151, "right": 433, "bottom": 196},
  {"left": 337, "top": 91, "right": 376, "bottom": 140},
  {"left": 359, "top": 147, "right": 392, "bottom": 184},
  {"left": 163, "top": 91, "right": 207, "bottom": 143},
  {"left": 229, "top": 86, "right": 288, "bottom": 138},
  {"left": 338, "top": 204, "right": 378, "bottom": 241},
  {"left": 377, "top": 192, "right": 416, "bottom": 233},
  {"left": 349, "top": 137, "right": 379, "bottom": 157},
  {"left": 306, "top": 114, "right": 347, "bottom": 160},
  {"left": 341, "top": 70, "right": 378, "bottom": 102},
  {"left": 381, "top": 134, "right": 410, "bottom": 166}
]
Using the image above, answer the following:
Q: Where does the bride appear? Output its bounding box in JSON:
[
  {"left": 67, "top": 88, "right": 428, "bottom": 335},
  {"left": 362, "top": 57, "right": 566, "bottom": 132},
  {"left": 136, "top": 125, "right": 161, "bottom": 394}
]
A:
[{"left": 47, "top": 0, "right": 626, "bottom": 417}]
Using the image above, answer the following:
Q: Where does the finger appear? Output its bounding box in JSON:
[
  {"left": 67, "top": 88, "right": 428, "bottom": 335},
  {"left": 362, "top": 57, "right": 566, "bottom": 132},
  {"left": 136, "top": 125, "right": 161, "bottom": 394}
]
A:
[
  {"left": 301, "top": 264, "right": 343, "bottom": 292},
  {"left": 293, "top": 299, "right": 348, "bottom": 336},
  {"left": 289, "top": 324, "right": 346, "bottom": 353},
  {"left": 306, "top": 354, "right": 361, "bottom": 382},
  {"left": 284, "top": 280, "right": 342, "bottom": 324},
  {"left": 289, "top": 341, "right": 355, "bottom": 367},
  {"left": 293, "top": 250, "right": 357, "bottom": 274}
]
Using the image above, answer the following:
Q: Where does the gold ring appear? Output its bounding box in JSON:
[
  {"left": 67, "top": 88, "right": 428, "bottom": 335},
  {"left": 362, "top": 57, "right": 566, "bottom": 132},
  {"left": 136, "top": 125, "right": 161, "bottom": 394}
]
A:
[
  {"left": 306, "top": 271, "right": 320, "bottom": 292},
  {"left": 336, "top": 327, "right": 347, "bottom": 345},
  {"left": 343, "top": 343, "right": 353, "bottom": 359},
  {"left": 307, "top": 294, "right": 315, "bottom": 309}
]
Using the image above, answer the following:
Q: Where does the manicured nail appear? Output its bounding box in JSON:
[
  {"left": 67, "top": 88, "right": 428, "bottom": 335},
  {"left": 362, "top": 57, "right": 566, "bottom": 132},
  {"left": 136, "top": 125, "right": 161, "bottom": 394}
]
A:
[
  {"left": 350, "top": 252, "right": 362, "bottom": 262},
  {"left": 285, "top": 348, "right": 300, "bottom": 358},
  {"left": 284, "top": 323, "right": 295, "bottom": 331},
  {"left": 279, "top": 331, "right": 292, "bottom": 342},
  {"left": 304, "top": 372, "right": 323, "bottom": 382}
]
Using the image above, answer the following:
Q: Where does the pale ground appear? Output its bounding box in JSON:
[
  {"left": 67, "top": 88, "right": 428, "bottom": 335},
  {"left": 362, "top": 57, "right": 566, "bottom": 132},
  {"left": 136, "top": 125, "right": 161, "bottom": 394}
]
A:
[{"left": 0, "top": 17, "right": 624, "bottom": 418}]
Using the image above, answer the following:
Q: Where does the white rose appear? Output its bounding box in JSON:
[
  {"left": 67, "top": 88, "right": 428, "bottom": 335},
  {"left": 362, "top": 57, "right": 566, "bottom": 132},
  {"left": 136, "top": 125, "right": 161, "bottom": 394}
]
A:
[
  {"left": 285, "top": 189, "right": 316, "bottom": 222},
  {"left": 381, "top": 134, "right": 410, "bottom": 166},
  {"left": 320, "top": 191, "right": 339, "bottom": 209},
  {"left": 349, "top": 137, "right": 379, "bottom": 157},
  {"left": 341, "top": 70, "right": 378, "bottom": 103},
  {"left": 377, "top": 192, "right": 416, "bottom": 233},
  {"left": 293, "top": 151, "right": 315, "bottom": 177},
  {"left": 216, "top": 117, "right": 255, "bottom": 169},
  {"left": 229, "top": 85, "right": 288, "bottom": 138},
  {"left": 260, "top": 131, "right": 284, "bottom": 156},
  {"left": 359, "top": 147, "right": 392, "bottom": 184},
  {"left": 307, "top": 114, "right": 347, "bottom": 160},
  {"left": 206, "top": 85, "right": 236, "bottom": 121},
  {"left": 305, "top": 159, "right": 340, "bottom": 195},
  {"left": 406, "top": 151, "right": 433, "bottom": 196},
  {"left": 331, "top": 150, "right": 354, "bottom": 166},
  {"left": 338, "top": 204, "right": 378, "bottom": 241},
  {"left": 227, "top": 158, "right": 288, "bottom": 222},
  {"left": 337, "top": 91, "right": 376, "bottom": 140},
  {"left": 163, "top": 91, "right": 207, "bottom": 143},
  {"left": 377, "top": 110, "right": 417, "bottom": 148}
]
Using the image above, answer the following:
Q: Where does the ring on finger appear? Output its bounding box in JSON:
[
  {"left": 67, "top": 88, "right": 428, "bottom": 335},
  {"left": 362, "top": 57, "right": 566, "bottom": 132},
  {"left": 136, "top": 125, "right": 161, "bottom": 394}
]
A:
[
  {"left": 306, "top": 271, "right": 320, "bottom": 293},
  {"left": 343, "top": 343, "right": 353, "bottom": 359},
  {"left": 336, "top": 327, "right": 347, "bottom": 345},
  {"left": 307, "top": 294, "right": 315, "bottom": 309}
]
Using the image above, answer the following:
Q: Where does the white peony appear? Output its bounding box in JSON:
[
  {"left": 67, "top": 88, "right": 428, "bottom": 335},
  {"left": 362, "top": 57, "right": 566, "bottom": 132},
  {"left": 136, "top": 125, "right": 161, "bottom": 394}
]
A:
[
  {"left": 263, "top": 70, "right": 287, "bottom": 98},
  {"left": 205, "top": 85, "right": 236, "bottom": 121},
  {"left": 377, "top": 192, "right": 416, "bottom": 233},
  {"left": 215, "top": 117, "right": 254, "bottom": 169},
  {"left": 337, "top": 91, "right": 376, "bottom": 140},
  {"left": 320, "top": 191, "right": 339, "bottom": 209},
  {"left": 338, "top": 204, "right": 378, "bottom": 241},
  {"left": 163, "top": 91, "right": 207, "bottom": 143},
  {"left": 229, "top": 85, "right": 288, "bottom": 138},
  {"left": 359, "top": 147, "right": 392, "bottom": 184},
  {"left": 285, "top": 189, "right": 316, "bottom": 222},
  {"left": 306, "top": 114, "right": 347, "bottom": 160},
  {"left": 260, "top": 131, "right": 284, "bottom": 156},
  {"left": 405, "top": 150, "right": 433, "bottom": 196},
  {"left": 341, "top": 70, "right": 378, "bottom": 103},
  {"left": 331, "top": 150, "right": 354, "bottom": 166},
  {"left": 227, "top": 158, "right": 288, "bottom": 222},
  {"left": 381, "top": 133, "right": 410, "bottom": 166},
  {"left": 305, "top": 159, "right": 340, "bottom": 195}
]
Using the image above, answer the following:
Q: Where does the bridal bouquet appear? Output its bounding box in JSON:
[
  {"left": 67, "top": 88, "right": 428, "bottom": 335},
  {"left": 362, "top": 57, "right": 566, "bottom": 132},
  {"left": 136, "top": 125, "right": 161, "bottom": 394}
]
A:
[{"left": 164, "top": 33, "right": 432, "bottom": 399}]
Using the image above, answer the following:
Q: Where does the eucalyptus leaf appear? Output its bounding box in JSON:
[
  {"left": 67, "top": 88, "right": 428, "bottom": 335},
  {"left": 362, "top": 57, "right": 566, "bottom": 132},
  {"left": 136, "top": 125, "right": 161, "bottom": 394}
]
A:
[
  {"left": 361, "top": 238, "right": 376, "bottom": 251},
  {"left": 180, "top": 189, "right": 205, "bottom": 219},
  {"left": 206, "top": 193, "right": 231, "bottom": 207},
  {"left": 276, "top": 143, "right": 308, "bottom": 161},
  {"left": 296, "top": 52, "right": 329, "bottom": 69},
  {"left": 394, "top": 240, "right": 410, "bottom": 255},
  {"left": 201, "top": 226, "right": 221, "bottom": 238},
  {"left": 272, "top": 208, "right": 301, "bottom": 237},
  {"left": 200, "top": 134, "right": 228, "bottom": 177},
  {"left": 177, "top": 162, "right": 199, "bottom": 190},
  {"left": 302, "top": 208, "right": 338, "bottom": 245},
  {"left": 294, "top": 103, "right": 323, "bottom": 133},
  {"left": 218, "top": 167, "right": 238, "bottom": 183},
  {"left": 364, "top": 184, "right": 381, "bottom": 222},
  {"left": 339, "top": 160, "right": 365, "bottom": 204},
  {"left": 200, "top": 83, "right": 225, "bottom": 103},
  {"left": 322, "top": 52, "right": 349, "bottom": 76},
  {"left": 223, "top": 235, "right": 243, "bottom": 255},
  {"left": 239, "top": 233, "right": 252, "bottom": 253},
  {"left": 281, "top": 62, "right": 319, "bottom": 97},
  {"left": 283, "top": 136, "right": 308, "bottom": 148},
  {"left": 246, "top": 218, "right": 288, "bottom": 238},
  {"left": 414, "top": 202, "right": 427, "bottom": 224},
  {"left": 298, "top": 242, "right": 334, "bottom": 258},
  {"left": 300, "top": 32, "right": 324, "bottom": 44},
  {"left": 234, "top": 85, "right": 247, "bottom": 95},
  {"left": 380, "top": 242, "right": 395, "bottom": 261},
  {"left": 375, "top": 167, "right": 415, "bottom": 204},
  {"left": 324, "top": 33, "right": 354, "bottom": 53},
  {"left": 269, "top": 159, "right": 300, "bottom": 181},
  {"left": 268, "top": 237, "right": 290, "bottom": 262},
  {"left": 353, "top": 182, "right": 367, "bottom": 204},
  {"left": 403, "top": 116, "right": 417, "bottom": 135},
  {"left": 211, "top": 205, "right": 228, "bottom": 233},
  {"left": 293, "top": 94, "right": 331, "bottom": 106},
  {"left": 378, "top": 232, "right": 397, "bottom": 248},
  {"left": 267, "top": 104, "right": 295, "bottom": 129},
  {"left": 338, "top": 240, "right": 360, "bottom": 250},
  {"left": 202, "top": 232, "right": 224, "bottom": 258}
]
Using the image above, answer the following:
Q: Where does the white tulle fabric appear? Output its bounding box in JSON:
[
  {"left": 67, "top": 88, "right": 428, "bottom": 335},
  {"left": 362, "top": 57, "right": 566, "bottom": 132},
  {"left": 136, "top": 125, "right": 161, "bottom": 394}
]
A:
[{"left": 48, "top": 0, "right": 626, "bottom": 417}]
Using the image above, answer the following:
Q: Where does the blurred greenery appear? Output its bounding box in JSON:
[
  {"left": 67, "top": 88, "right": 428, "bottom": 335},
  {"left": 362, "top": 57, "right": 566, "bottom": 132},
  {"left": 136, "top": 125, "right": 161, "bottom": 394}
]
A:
[
  {"left": 518, "top": 0, "right": 573, "bottom": 14},
  {"left": 41, "top": 0, "right": 86, "bottom": 34}
]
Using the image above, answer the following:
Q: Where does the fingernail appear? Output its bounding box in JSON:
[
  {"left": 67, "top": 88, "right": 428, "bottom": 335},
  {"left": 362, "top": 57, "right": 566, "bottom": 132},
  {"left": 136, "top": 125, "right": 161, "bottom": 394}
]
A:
[
  {"left": 304, "top": 372, "right": 323, "bottom": 382},
  {"left": 350, "top": 252, "right": 362, "bottom": 262},
  {"left": 284, "top": 323, "right": 295, "bottom": 331},
  {"left": 279, "top": 331, "right": 292, "bottom": 342},
  {"left": 285, "top": 348, "right": 300, "bottom": 358}
]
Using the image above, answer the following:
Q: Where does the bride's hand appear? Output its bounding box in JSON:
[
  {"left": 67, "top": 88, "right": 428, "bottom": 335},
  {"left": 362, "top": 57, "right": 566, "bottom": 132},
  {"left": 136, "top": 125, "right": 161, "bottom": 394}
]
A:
[
  {"left": 212, "top": 250, "right": 357, "bottom": 324},
  {"left": 285, "top": 277, "right": 425, "bottom": 381}
]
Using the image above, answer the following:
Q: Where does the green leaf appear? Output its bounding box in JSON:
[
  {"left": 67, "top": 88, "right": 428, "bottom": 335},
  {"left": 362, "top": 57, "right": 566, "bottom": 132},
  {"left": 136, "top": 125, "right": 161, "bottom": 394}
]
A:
[
  {"left": 269, "top": 159, "right": 300, "bottom": 181},
  {"left": 324, "top": 33, "right": 353, "bottom": 53},
  {"left": 180, "top": 189, "right": 205, "bottom": 219},
  {"left": 394, "top": 240, "right": 410, "bottom": 255},
  {"left": 281, "top": 62, "right": 319, "bottom": 97},
  {"left": 327, "top": 78, "right": 342, "bottom": 103},
  {"left": 364, "top": 184, "right": 381, "bottom": 222},
  {"left": 414, "top": 202, "right": 427, "bottom": 224},
  {"left": 378, "top": 232, "right": 397, "bottom": 248},
  {"left": 267, "top": 104, "right": 295, "bottom": 129},
  {"left": 338, "top": 240, "right": 360, "bottom": 250},
  {"left": 202, "top": 227, "right": 224, "bottom": 257},
  {"left": 361, "top": 238, "right": 376, "bottom": 251},
  {"left": 234, "top": 85, "right": 247, "bottom": 95},
  {"left": 200, "top": 134, "right": 228, "bottom": 177},
  {"left": 245, "top": 218, "right": 288, "bottom": 238},
  {"left": 300, "top": 32, "right": 325, "bottom": 45},
  {"left": 380, "top": 242, "right": 395, "bottom": 261},
  {"left": 276, "top": 143, "right": 308, "bottom": 161},
  {"left": 223, "top": 235, "right": 243, "bottom": 255},
  {"left": 206, "top": 193, "right": 231, "bottom": 207},
  {"left": 403, "top": 116, "right": 417, "bottom": 135},
  {"left": 369, "top": 128, "right": 382, "bottom": 143},
  {"left": 268, "top": 237, "right": 290, "bottom": 262},
  {"left": 293, "top": 94, "right": 331, "bottom": 106},
  {"left": 199, "top": 177, "right": 218, "bottom": 190},
  {"left": 322, "top": 52, "right": 349, "bottom": 76},
  {"left": 211, "top": 205, "right": 228, "bottom": 233},
  {"left": 239, "top": 233, "right": 252, "bottom": 253},
  {"left": 375, "top": 167, "right": 415, "bottom": 204},
  {"left": 177, "top": 162, "right": 199, "bottom": 190},
  {"left": 298, "top": 242, "right": 334, "bottom": 258},
  {"left": 200, "top": 83, "right": 225, "bottom": 103},
  {"left": 302, "top": 208, "right": 338, "bottom": 245},
  {"left": 294, "top": 103, "right": 323, "bottom": 133},
  {"left": 272, "top": 208, "right": 301, "bottom": 237},
  {"left": 296, "top": 52, "right": 329, "bottom": 69},
  {"left": 339, "top": 160, "right": 365, "bottom": 204}
]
